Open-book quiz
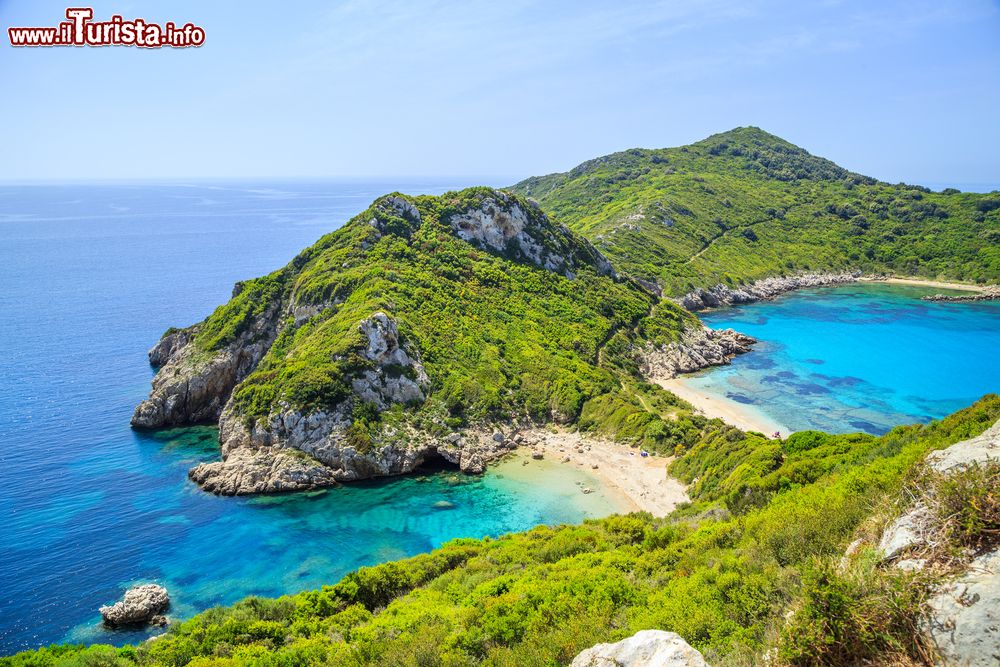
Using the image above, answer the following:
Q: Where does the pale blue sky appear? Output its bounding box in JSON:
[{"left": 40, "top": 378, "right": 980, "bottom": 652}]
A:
[{"left": 2, "top": 0, "right": 999, "bottom": 186}]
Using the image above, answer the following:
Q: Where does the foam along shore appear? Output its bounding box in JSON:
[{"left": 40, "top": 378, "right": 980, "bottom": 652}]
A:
[
  {"left": 656, "top": 377, "right": 791, "bottom": 437},
  {"left": 517, "top": 428, "right": 689, "bottom": 516}
]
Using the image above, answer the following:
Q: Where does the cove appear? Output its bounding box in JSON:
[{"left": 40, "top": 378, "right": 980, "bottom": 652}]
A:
[{"left": 687, "top": 283, "right": 1000, "bottom": 435}]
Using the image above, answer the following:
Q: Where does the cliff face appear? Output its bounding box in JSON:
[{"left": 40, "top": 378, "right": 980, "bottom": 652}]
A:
[
  {"left": 132, "top": 188, "right": 665, "bottom": 495},
  {"left": 131, "top": 303, "right": 281, "bottom": 429}
]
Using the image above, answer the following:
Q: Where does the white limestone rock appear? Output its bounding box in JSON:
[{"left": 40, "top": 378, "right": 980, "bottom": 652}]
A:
[
  {"left": 677, "top": 273, "right": 860, "bottom": 312},
  {"left": 571, "top": 630, "right": 709, "bottom": 667},
  {"left": 100, "top": 584, "right": 170, "bottom": 627},
  {"left": 925, "top": 548, "right": 1000, "bottom": 667}
]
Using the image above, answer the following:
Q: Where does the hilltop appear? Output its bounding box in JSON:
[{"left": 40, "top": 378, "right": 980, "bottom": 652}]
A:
[{"left": 513, "top": 127, "right": 1000, "bottom": 296}]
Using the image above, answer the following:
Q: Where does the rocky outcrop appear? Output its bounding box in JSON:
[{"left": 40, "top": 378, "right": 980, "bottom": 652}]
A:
[
  {"left": 926, "top": 418, "right": 1000, "bottom": 474},
  {"left": 188, "top": 448, "right": 339, "bottom": 495},
  {"left": 186, "top": 313, "right": 518, "bottom": 495},
  {"left": 925, "top": 548, "right": 1000, "bottom": 667},
  {"left": 869, "top": 418, "right": 1000, "bottom": 665},
  {"left": 131, "top": 303, "right": 282, "bottom": 429},
  {"left": 676, "top": 272, "right": 860, "bottom": 311},
  {"left": 100, "top": 584, "right": 169, "bottom": 627},
  {"left": 571, "top": 630, "right": 709, "bottom": 667},
  {"left": 447, "top": 191, "right": 616, "bottom": 279},
  {"left": 923, "top": 287, "right": 999, "bottom": 303},
  {"left": 351, "top": 313, "right": 430, "bottom": 409},
  {"left": 638, "top": 326, "right": 756, "bottom": 380}
]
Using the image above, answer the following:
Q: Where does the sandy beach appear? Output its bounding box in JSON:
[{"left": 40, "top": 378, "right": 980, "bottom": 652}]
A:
[
  {"left": 517, "top": 428, "right": 689, "bottom": 516},
  {"left": 866, "top": 276, "right": 986, "bottom": 292},
  {"left": 656, "top": 377, "right": 790, "bottom": 437}
]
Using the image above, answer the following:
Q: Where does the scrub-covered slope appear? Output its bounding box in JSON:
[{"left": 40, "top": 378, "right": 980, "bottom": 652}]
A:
[
  {"left": 14, "top": 396, "right": 999, "bottom": 666},
  {"left": 130, "top": 188, "right": 711, "bottom": 494},
  {"left": 513, "top": 127, "right": 1000, "bottom": 296}
]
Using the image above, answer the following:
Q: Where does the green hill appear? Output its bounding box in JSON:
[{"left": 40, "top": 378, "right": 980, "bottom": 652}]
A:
[
  {"left": 8, "top": 131, "right": 999, "bottom": 665},
  {"left": 130, "top": 187, "right": 703, "bottom": 494},
  {"left": 512, "top": 127, "right": 1000, "bottom": 296}
]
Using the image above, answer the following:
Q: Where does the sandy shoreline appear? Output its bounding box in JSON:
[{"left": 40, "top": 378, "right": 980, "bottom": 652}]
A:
[
  {"left": 516, "top": 428, "right": 688, "bottom": 516},
  {"left": 656, "top": 377, "right": 790, "bottom": 437},
  {"left": 865, "top": 276, "right": 986, "bottom": 292}
]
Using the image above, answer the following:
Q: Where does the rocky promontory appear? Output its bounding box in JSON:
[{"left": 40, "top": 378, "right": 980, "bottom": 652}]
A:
[
  {"left": 922, "top": 286, "right": 1000, "bottom": 303},
  {"left": 638, "top": 325, "right": 756, "bottom": 380},
  {"left": 132, "top": 189, "right": 631, "bottom": 496},
  {"left": 676, "top": 272, "right": 860, "bottom": 311}
]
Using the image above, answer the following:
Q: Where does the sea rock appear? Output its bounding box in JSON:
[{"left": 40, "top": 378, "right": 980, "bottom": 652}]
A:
[
  {"left": 639, "top": 326, "right": 756, "bottom": 380},
  {"left": 99, "top": 584, "right": 170, "bottom": 627},
  {"left": 922, "top": 286, "right": 999, "bottom": 303},
  {"left": 570, "top": 630, "right": 709, "bottom": 667},
  {"left": 532, "top": 450, "right": 544, "bottom": 460},
  {"left": 676, "top": 272, "right": 860, "bottom": 312},
  {"left": 924, "top": 548, "right": 1000, "bottom": 667}
]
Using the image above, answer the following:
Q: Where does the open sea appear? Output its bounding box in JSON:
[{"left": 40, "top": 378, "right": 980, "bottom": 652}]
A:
[{"left": 0, "top": 181, "right": 627, "bottom": 654}]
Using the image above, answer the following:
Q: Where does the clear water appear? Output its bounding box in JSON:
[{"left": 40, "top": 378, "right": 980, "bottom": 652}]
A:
[
  {"left": 693, "top": 284, "right": 1000, "bottom": 435},
  {"left": 0, "top": 182, "right": 626, "bottom": 654}
]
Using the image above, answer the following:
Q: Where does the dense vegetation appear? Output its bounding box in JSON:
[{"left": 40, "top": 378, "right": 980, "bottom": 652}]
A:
[
  {"left": 189, "top": 187, "right": 695, "bottom": 438},
  {"left": 513, "top": 127, "right": 1000, "bottom": 295},
  {"left": 8, "top": 396, "right": 998, "bottom": 666}
]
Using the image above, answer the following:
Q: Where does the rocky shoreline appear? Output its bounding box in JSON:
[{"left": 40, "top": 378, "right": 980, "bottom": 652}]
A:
[
  {"left": 675, "top": 272, "right": 861, "bottom": 311},
  {"left": 922, "top": 286, "right": 999, "bottom": 302},
  {"left": 638, "top": 325, "right": 756, "bottom": 380}
]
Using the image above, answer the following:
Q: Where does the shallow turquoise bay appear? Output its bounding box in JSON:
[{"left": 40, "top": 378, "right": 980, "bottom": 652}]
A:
[{"left": 692, "top": 283, "right": 1000, "bottom": 435}]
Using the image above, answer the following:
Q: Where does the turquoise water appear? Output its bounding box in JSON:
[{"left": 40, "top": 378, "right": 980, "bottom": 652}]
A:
[
  {"left": 0, "top": 182, "right": 622, "bottom": 654},
  {"left": 693, "top": 284, "right": 1000, "bottom": 435}
]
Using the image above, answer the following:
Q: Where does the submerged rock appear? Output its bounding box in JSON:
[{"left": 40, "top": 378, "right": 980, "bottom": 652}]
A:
[
  {"left": 571, "top": 630, "right": 709, "bottom": 667},
  {"left": 100, "top": 584, "right": 169, "bottom": 627}
]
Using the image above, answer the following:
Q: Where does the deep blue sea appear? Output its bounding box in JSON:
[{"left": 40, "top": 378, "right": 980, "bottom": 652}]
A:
[
  {"left": 0, "top": 181, "right": 628, "bottom": 654},
  {"left": 693, "top": 284, "right": 1000, "bottom": 435}
]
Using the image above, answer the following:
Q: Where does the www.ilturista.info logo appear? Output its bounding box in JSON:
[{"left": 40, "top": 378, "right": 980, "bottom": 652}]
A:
[{"left": 8, "top": 8, "right": 205, "bottom": 48}]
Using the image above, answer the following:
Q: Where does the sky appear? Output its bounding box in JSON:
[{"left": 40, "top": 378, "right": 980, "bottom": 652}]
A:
[{"left": 1, "top": 0, "right": 999, "bottom": 187}]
